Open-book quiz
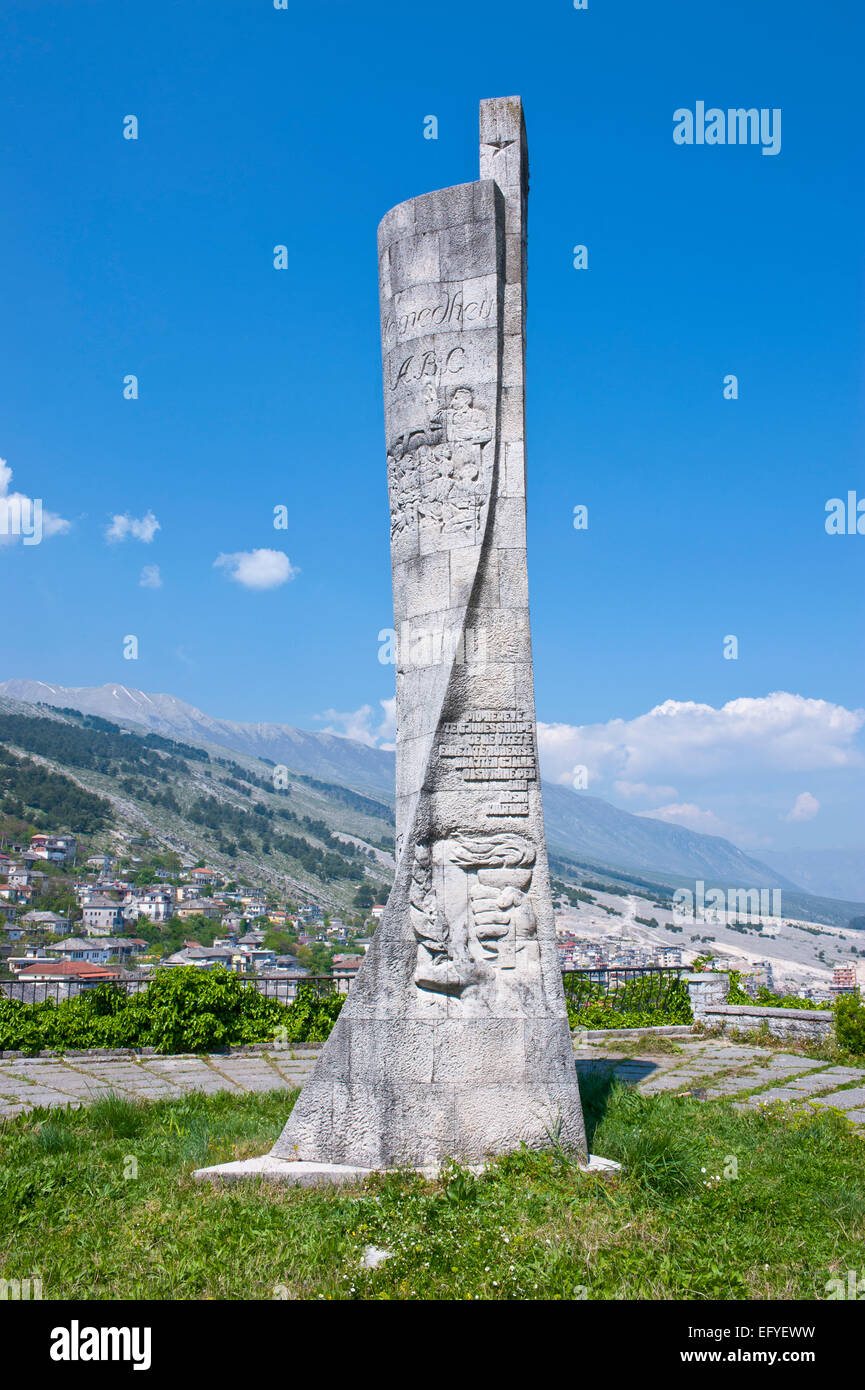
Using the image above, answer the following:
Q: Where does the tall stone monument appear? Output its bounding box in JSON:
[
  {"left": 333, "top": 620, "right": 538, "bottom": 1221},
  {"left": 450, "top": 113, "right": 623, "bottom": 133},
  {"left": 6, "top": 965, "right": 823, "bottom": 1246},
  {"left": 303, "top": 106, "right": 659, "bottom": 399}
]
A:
[{"left": 196, "top": 97, "right": 592, "bottom": 1185}]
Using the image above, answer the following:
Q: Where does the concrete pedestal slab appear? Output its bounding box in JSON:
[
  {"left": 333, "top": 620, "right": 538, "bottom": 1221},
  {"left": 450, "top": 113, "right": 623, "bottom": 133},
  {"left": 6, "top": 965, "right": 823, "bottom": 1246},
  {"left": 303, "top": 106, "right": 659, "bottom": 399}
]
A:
[{"left": 193, "top": 1152, "right": 621, "bottom": 1187}]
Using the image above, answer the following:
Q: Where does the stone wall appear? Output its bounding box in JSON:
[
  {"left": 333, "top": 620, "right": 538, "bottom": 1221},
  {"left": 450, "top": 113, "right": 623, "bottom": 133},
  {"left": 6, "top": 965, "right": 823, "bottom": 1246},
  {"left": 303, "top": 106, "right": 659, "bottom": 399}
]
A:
[
  {"left": 684, "top": 972, "right": 834, "bottom": 1041},
  {"left": 703, "top": 1003, "right": 834, "bottom": 1043},
  {"left": 684, "top": 971, "right": 731, "bottom": 1019}
]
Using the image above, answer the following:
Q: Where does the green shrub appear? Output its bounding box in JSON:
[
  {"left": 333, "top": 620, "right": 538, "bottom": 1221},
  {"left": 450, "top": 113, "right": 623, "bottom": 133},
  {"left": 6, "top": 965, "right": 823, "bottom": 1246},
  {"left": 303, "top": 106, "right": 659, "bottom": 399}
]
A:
[
  {"left": 834, "top": 993, "right": 865, "bottom": 1055},
  {"left": 565, "top": 977, "right": 692, "bottom": 1030},
  {"left": 726, "top": 970, "right": 829, "bottom": 1011},
  {"left": 0, "top": 969, "right": 345, "bottom": 1054}
]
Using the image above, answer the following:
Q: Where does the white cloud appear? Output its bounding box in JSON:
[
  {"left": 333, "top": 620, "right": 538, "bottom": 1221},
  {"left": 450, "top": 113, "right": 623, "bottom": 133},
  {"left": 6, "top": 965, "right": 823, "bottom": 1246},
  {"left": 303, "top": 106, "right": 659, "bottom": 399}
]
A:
[
  {"left": 317, "top": 699, "right": 395, "bottom": 749},
  {"left": 0, "top": 457, "right": 70, "bottom": 546},
  {"left": 785, "top": 791, "right": 820, "bottom": 823},
  {"left": 213, "top": 549, "right": 299, "bottom": 590},
  {"left": 538, "top": 693, "right": 865, "bottom": 786},
  {"left": 106, "top": 509, "right": 160, "bottom": 544},
  {"left": 139, "top": 564, "right": 162, "bottom": 589},
  {"left": 613, "top": 779, "right": 679, "bottom": 802},
  {"left": 636, "top": 802, "right": 731, "bottom": 835}
]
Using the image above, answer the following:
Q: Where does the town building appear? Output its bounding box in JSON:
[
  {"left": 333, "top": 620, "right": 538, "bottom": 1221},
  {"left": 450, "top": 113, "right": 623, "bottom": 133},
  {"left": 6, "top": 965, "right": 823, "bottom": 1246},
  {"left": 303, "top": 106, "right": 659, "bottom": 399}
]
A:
[
  {"left": 14, "top": 958, "right": 121, "bottom": 989},
  {"left": 122, "top": 887, "right": 174, "bottom": 924},
  {"left": 188, "top": 867, "right": 223, "bottom": 889},
  {"left": 26, "top": 834, "right": 77, "bottom": 864},
  {"left": 832, "top": 964, "right": 859, "bottom": 995},
  {"left": 82, "top": 897, "right": 125, "bottom": 934},
  {"left": 176, "top": 898, "right": 223, "bottom": 921},
  {"left": 85, "top": 854, "right": 115, "bottom": 872},
  {"left": 45, "top": 936, "right": 145, "bottom": 965}
]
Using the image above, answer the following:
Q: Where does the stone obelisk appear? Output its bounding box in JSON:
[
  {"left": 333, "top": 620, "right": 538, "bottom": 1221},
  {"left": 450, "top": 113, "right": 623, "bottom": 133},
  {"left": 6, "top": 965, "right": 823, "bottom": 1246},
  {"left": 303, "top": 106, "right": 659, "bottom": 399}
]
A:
[{"left": 265, "top": 96, "right": 587, "bottom": 1171}]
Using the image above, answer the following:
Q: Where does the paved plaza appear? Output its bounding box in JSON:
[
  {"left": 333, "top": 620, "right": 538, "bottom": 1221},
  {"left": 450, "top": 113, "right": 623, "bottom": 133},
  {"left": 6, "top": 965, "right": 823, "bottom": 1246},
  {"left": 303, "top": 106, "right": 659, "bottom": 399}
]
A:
[{"left": 1, "top": 1037, "right": 863, "bottom": 1128}]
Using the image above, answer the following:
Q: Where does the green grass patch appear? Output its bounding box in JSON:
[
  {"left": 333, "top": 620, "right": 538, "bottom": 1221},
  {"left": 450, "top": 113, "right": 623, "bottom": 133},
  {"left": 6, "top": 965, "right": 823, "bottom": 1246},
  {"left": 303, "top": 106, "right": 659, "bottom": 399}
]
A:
[{"left": 1, "top": 1077, "right": 862, "bottom": 1300}]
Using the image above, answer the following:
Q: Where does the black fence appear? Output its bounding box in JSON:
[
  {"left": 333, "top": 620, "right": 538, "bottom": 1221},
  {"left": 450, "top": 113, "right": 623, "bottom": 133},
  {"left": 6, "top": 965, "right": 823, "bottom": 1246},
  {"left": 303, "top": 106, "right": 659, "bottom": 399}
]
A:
[
  {"left": 561, "top": 966, "right": 686, "bottom": 1016},
  {"left": 2, "top": 966, "right": 683, "bottom": 1013},
  {"left": 241, "top": 975, "right": 347, "bottom": 1002},
  {"left": 0, "top": 973, "right": 342, "bottom": 1008}
]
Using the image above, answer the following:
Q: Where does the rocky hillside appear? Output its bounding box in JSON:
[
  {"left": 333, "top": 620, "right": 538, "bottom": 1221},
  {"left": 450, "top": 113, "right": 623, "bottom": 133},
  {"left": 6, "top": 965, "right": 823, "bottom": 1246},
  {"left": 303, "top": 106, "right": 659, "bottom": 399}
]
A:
[
  {"left": 0, "top": 699, "right": 394, "bottom": 912},
  {"left": 1, "top": 681, "right": 862, "bottom": 930}
]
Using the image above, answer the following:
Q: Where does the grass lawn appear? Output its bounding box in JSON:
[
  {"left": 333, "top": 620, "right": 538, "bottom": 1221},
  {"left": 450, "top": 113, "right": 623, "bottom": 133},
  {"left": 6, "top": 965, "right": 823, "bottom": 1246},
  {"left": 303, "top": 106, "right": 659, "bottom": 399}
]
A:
[{"left": 1, "top": 1075, "right": 863, "bottom": 1300}]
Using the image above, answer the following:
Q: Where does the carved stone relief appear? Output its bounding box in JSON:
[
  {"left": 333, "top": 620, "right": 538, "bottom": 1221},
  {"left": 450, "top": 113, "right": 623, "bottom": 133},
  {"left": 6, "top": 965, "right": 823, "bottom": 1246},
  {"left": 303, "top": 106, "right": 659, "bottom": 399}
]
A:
[
  {"left": 387, "top": 383, "right": 491, "bottom": 544},
  {"left": 410, "top": 831, "right": 539, "bottom": 1010}
]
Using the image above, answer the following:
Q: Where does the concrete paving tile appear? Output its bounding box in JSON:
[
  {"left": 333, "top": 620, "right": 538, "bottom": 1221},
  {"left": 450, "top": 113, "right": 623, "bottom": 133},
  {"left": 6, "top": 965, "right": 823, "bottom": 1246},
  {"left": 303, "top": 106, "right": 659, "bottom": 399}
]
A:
[
  {"left": 215, "top": 1067, "right": 283, "bottom": 1079},
  {"left": 15, "top": 1091, "right": 82, "bottom": 1106},
  {"left": 744, "top": 1087, "right": 806, "bottom": 1105},
  {"left": 809, "top": 1087, "right": 865, "bottom": 1111},
  {"left": 701, "top": 1077, "right": 757, "bottom": 1094},
  {"left": 759, "top": 1056, "right": 829, "bottom": 1071},
  {"left": 223, "top": 1076, "right": 288, "bottom": 1093},
  {"left": 639, "top": 1076, "right": 694, "bottom": 1093}
]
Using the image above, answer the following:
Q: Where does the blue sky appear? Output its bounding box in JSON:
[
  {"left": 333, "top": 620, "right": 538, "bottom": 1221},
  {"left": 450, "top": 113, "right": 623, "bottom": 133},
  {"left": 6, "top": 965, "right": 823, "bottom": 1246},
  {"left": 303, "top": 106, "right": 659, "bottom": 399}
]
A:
[{"left": 0, "top": 0, "right": 863, "bottom": 853}]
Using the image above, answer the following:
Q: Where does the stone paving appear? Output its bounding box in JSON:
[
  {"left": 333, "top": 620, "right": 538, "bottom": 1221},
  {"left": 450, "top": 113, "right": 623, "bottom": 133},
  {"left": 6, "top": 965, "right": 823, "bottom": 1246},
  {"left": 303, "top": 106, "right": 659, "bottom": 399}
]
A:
[
  {"left": 575, "top": 1037, "right": 865, "bottom": 1126},
  {"left": 0, "top": 1037, "right": 863, "bottom": 1127},
  {"left": 0, "top": 1050, "right": 318, "bottom": 1121}
]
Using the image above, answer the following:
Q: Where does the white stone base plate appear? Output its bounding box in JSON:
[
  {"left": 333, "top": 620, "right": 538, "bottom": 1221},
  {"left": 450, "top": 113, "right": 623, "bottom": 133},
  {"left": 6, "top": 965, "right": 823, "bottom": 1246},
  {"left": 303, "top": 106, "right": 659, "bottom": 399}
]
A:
[{"left": 192, "top": 1153, "right": 621, "bottom": 1187}]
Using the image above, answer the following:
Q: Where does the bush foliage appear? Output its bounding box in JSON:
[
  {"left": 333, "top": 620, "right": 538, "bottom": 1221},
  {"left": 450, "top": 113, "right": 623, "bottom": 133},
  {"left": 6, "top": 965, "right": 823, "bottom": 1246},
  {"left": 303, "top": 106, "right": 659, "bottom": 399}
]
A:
[
  {"left": 565, "top": 977, "right": 692, "bottom": 1030},
  {"left": 834, "top": 992, "right": 865, "bottom": 1055},
  {"left": 0, "top": 969, "right": 344, "bottom": 1054}
]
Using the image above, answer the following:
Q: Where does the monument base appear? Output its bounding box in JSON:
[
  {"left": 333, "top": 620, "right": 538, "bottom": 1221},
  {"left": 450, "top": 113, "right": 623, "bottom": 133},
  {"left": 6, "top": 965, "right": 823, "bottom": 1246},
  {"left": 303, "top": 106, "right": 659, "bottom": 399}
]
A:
[{"left": 192, "top": 1153, "right": 622, "bottom": 1187}]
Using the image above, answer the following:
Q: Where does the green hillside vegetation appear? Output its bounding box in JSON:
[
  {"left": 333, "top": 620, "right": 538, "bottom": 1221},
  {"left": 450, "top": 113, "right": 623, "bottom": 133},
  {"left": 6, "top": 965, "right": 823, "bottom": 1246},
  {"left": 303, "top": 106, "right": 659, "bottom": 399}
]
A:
[
  {"left": 0, "top": 744, "right": 111, "bottom": 833},
  {"left": 292, "top": 773, "right": 392, "bottom": 821},
  {"left": 1, "top": 710, "right": 204, "bottom": 777},
  {"left": 0, "top": 708, "right": 395, "bottom": 910}
]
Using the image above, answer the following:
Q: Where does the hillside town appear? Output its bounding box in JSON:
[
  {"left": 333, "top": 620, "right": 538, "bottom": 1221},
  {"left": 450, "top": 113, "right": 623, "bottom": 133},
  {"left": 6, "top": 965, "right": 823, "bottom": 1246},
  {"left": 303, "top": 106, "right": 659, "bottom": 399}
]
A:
[
  {"left": 2, "top": 825, "right": 861, "bottom": 1008},
  {"left": 0, "top": 829, "right": 374, "bottom": 1000}
]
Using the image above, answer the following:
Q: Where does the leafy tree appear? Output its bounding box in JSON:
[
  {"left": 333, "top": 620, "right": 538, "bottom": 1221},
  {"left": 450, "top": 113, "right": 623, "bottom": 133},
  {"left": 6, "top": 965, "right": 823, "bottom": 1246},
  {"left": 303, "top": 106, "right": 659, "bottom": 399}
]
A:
[{"left": 352, "top": 881, "right": 375, "bottom": 910}]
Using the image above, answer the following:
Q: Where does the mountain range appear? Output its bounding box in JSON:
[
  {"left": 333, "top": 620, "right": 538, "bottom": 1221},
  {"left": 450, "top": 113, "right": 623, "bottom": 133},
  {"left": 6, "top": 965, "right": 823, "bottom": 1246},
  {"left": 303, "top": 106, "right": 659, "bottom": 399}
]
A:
[{"left": 0, "top": 678, "right": 816, "bottom": 897}]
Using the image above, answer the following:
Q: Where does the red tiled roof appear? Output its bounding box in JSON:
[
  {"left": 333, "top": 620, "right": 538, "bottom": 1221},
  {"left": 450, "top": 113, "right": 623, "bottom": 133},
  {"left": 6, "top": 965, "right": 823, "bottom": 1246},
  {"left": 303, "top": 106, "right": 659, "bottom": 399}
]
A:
[{"left": 17, "top": 960, "right": 120, "bottom": 979}]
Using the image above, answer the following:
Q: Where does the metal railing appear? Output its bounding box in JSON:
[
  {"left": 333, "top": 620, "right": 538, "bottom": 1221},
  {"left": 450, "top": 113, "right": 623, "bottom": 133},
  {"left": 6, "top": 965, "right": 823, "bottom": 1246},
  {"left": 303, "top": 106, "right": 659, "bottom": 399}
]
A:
[
  {"left": 0, "top": 978, "right": 149, "bottom": 1007},
  {"left": 240, "top": 974, "right": 348, "bottom": 1001},
  {"left": 561, "top": 966, "right": 687, "bottom": 1017},
  {"left": 0, "top": 972, "right": 343, "bottom": 1008},
  {"left": 2, "top": 965, "right": 681, "bottom": 1013}
]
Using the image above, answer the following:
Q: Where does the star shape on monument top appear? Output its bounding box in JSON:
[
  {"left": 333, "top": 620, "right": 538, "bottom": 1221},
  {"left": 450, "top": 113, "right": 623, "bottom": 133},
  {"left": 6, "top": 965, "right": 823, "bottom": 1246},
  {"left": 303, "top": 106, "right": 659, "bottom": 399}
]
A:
[{"left": 483, "top": 139, "right": 515, "bottom": 152}]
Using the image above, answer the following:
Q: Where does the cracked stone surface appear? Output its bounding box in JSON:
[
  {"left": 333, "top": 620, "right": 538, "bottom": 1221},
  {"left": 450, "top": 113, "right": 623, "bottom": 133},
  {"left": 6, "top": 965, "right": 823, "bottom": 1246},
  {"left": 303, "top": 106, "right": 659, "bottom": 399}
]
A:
[
  {"left": 1, "top": 1038, "right": 863, "bottom": 1131},
  {"left": 571, "top": 1038, "right": 865, "bottom": 1127},
  {"left": 0, "top": 1052, "right": 317, "bottom": 1118}
]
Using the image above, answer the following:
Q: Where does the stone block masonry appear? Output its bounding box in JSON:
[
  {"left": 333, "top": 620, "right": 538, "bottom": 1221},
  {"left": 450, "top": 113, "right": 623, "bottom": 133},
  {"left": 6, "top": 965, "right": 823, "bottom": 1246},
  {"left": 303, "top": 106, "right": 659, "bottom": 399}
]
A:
[{"left": 261, "top": 98, "right": 588, "bottom": 1174}]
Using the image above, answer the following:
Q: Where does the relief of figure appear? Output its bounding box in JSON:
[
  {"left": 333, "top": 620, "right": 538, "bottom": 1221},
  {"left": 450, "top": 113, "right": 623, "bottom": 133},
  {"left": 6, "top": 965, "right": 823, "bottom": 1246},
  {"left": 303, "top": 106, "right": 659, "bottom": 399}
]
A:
[
  {"left": 410, "top": 842, "right": 475, "bottom": 996},
  {"left": 410, "top": 832, "right": 538, "bottom": 1005},
  {"left": 387, "top": 385, "right": 490, "bottom": 542},
  {"left": 447, "top": 386, "right": 492, "bottom": 447}
]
